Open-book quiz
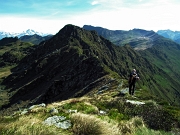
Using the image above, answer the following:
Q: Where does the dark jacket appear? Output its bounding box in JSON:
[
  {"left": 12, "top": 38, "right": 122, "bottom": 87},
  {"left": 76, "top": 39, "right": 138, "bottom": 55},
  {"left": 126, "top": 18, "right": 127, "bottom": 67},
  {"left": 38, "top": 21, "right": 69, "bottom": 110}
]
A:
[{"left": 129, "top": 72, "right": 138, "bottom": 84}]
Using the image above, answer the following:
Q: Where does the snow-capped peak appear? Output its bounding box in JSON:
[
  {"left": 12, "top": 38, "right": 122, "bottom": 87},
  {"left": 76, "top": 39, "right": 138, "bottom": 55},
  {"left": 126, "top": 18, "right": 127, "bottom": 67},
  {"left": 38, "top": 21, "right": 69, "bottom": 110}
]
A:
[
  {"left": 0, "top": 29, "right": 51, "bottom": 40},
  {"left": 25, "top": 29, "right": 36, "bottom": 34}
]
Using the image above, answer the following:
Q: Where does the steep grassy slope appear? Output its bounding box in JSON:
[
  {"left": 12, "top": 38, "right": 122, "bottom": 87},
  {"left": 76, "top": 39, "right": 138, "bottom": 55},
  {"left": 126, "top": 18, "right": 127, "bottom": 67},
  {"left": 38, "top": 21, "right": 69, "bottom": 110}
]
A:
[
  {"left": 1, "top": 24, "right": 173, "bottom": 110},
  {"left": 83, "top": 25, "right": 180, "bottom": 106},
  {"left": 140, "top": 38, "right": 180, "bottom": 105}
]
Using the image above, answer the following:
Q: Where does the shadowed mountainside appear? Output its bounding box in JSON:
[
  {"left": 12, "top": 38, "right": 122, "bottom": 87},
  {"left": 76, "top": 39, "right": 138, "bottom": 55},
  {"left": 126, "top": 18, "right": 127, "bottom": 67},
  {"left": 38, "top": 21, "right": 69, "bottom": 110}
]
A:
[
  {"left": 20, "top": 34, "right": 53, "bottom": 45},
  {"left": 0, "top": 38, "right": 37, "bottom": 108},
  {"left": 2, "top": 24, "right": 175, "bottom": 109},
  {"left": 0, "top": 39, "right": 36, "bottom": 67},
  {"left": 0, "top": 37, "right": 19, "bottom": 47}
]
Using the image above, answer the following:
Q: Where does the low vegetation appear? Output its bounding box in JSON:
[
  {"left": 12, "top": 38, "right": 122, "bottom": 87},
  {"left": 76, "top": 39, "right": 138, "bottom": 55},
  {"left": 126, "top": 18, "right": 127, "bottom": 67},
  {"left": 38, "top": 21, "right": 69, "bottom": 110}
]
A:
[{"left": 0, "top": 82, "right": 179, "bottom": 135}]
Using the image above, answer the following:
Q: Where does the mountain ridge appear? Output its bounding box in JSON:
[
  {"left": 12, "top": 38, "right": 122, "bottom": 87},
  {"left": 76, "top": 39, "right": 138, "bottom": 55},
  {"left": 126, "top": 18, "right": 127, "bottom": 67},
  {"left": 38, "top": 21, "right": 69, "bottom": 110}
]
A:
[{"left": 2, "top": 24, "right": 170, "bottom": 108}]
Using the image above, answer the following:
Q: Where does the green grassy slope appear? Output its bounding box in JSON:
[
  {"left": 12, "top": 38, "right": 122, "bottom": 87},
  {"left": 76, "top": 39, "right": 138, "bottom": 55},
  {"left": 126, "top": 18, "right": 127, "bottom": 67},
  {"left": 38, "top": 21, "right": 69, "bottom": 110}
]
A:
[
  {"left": 142, "top": 38, "right": 180, "bottom": 76},
  {"left": 83, "top": 25, "right": 180, "bottom": 106},
  {"left": 139, "top": 38, "right": 180, "bottom": 105}
]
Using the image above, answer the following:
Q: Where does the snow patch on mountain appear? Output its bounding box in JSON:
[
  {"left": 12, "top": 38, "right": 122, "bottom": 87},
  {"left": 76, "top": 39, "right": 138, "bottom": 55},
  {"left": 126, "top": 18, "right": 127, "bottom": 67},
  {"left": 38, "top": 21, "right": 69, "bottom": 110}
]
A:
[{"left": 0, "top": 29, "right": 51, "bottom": 39}]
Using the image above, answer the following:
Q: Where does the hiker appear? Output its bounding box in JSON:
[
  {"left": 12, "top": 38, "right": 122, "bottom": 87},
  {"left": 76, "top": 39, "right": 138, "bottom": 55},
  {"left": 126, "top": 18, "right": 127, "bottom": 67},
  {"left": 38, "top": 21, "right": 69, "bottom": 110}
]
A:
[{"left": 128, "top": 69, "right": 139, "bottom": 95}]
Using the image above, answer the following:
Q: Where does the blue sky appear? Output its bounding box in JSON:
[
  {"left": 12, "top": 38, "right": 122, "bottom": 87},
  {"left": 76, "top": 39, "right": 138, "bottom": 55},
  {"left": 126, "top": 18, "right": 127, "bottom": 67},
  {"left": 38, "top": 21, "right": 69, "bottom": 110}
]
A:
[{"left": 0, "top": 0, "right": 180, "bottom": 34}]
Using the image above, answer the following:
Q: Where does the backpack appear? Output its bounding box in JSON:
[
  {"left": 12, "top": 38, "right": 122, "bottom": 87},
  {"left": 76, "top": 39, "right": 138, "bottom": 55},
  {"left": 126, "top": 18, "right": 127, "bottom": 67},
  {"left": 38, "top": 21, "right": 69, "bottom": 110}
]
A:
[{"left": 129, "top": 73, "right": 137, "bottom": 84}]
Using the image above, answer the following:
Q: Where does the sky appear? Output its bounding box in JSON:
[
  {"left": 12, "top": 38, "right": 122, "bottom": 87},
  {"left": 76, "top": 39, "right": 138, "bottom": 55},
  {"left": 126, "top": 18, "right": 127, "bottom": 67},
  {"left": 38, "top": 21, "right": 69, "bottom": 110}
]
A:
[{"left": 0, "top": 0, "right": 180, "bottom": 34}]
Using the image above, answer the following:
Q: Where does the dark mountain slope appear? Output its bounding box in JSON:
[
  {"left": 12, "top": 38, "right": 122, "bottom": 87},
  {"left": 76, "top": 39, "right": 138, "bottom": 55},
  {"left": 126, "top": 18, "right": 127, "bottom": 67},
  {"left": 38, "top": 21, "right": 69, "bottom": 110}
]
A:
[
  {"left": 83, "top": 25, "right": 160, "bottom": 50},
  {"left": 0, "top": 37, "right": 18, "bottom": 47},
  {"left": 0, "top": 39, "right": 36, "bottom": 108},
  {"left": 20, "top": 34, "right": 53, "bottom": 45},
  {"left": 0, "top": 39, "right": 36, "bottom": 67},
  {"left": 2, "top": 24, "right": 179, "bottom": 109}
]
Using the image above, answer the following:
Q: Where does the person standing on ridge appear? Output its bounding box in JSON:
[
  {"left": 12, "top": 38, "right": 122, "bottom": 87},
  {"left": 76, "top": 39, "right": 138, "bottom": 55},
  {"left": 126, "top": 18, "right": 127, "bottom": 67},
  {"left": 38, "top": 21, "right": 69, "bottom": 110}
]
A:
[{"left": 128, "top": 69, "right": 139, "bottom": 95}]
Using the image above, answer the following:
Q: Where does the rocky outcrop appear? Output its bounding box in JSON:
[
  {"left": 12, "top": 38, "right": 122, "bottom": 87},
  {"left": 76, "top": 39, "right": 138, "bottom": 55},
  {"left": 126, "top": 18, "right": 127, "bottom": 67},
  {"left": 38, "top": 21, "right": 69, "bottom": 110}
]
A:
[{"left": 43, "top": 116, "right": 71, "bottom": 129}]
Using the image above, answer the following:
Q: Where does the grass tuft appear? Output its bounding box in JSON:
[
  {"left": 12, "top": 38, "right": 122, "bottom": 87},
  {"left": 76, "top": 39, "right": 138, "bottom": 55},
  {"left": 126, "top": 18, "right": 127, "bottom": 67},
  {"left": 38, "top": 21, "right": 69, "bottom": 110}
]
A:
[{"left": 71, "top": 112, "right": 119, "bottom": 135}]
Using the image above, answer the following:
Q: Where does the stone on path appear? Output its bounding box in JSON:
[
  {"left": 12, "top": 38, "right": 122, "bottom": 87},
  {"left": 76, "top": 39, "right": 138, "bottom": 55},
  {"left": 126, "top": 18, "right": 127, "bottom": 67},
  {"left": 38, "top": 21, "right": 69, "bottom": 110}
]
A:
[{"left": 126, "top": 100, "right": 145, "bottom": 105}]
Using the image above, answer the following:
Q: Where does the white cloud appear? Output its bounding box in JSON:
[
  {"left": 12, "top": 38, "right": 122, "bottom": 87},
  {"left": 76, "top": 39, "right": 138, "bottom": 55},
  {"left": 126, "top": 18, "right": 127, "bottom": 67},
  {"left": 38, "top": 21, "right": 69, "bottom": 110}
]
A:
[
  {"left": 91, "top": 1, "right": 99, "bottom": 5},
  {"left": 0, "top": 16, "right": 65, "bottom": 34},
  {"left": 80, "top": 0, "right": 180, "bottom": 31}
]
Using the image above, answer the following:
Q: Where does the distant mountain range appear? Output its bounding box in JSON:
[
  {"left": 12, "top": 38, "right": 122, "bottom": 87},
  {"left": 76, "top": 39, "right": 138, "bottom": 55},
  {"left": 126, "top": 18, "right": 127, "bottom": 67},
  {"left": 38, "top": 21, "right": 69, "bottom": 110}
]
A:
[
  {"left": 157, "top": 30, "right": 180, "bottom": 44},
  {"left": 1, "top": 28, "right": 180, "bottom": 45},
  {"left": 83, "top": 25, "right": 160, "bottom": 50},
  {"left": 83, "top": 25, "right": 180, "bottom": 47},
  {"left": 0, "top": 29, "right": 52, "bottom": 40}
]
